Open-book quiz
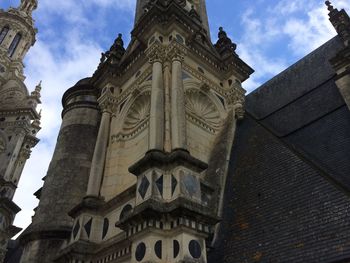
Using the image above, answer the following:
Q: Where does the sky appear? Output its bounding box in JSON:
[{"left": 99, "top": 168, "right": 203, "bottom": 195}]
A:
[{"left": 1, "top": 0, "right": 349, "bottom": 237}]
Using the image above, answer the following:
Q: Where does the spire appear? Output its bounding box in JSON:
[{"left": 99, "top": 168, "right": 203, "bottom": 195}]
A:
[
  {"left": 325, "top": 1, "right": 350, "bottom": 46},
  {"left": 31, "top": 80, "right": 42, "bottom": 99},
  {"left": 134, "top": 0, "right": 210, "bottom": 36}
]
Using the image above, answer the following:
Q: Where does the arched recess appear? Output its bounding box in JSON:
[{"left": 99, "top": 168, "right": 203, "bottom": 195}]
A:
[
  {"left": 111, "top": 84, "right": 152, "bottom": 141},
  {"left": 184, "top": 79, "right": 227, "bottom": 134},
  {"left": 183, "top": 79, "right": 227, "bottom": 163},
  {"left": 0, "top": 25, "right": 9, "bottom": 44},
  {"left": 102, "top": 88, "right": 152, "bottom": 200},
  {"left": 8, "top": 32, "right": 22, "bottom": 57}
]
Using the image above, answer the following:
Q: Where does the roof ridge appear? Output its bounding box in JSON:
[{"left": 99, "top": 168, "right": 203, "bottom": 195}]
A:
[
  {"left": 246, "top": 112, "right": 350, "bottom": 198},
  {"left": 253, "top": 75, "right": 341, "bottom": 121},
  {"left": 250, "top": 36, "right": 340, "bottom": 95}
]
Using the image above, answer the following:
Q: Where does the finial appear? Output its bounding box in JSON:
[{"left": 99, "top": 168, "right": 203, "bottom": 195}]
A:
[
  {"left": 325, "top": 1, "right": 334, "bottom": 12},
  {"left": 218, "top": 27, "right": 227, "bottom": 39},
  {"left": 325, "top": 0, "right": 350, "bottom": 46},
  {"left": 115, "top": 33, "right": 124, "bottom": 47},
  {"left": 35, "top": 80, "right": 42, "bottom": 91}
]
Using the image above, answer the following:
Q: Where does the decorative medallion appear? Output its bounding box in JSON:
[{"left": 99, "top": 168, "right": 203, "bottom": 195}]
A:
[
  {"left": 135, "top": 242, "right": 146, "bottom": 262},
  {"left": 185, "top": 89, "right": 221, "bottom": 133},
  {"left": 189, "top": 240, "right": 201, "bottom": 259}
]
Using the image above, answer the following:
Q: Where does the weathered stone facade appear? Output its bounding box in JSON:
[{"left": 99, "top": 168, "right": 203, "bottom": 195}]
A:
[
  {"left": 0, "top": 0, "right": 40, "bottom": 262},
  {"left": 13, "top": 1, "right": 350, "bottom": 263},
  {"left": 19, "top": 0, "right": 253, "bottom": 262}
]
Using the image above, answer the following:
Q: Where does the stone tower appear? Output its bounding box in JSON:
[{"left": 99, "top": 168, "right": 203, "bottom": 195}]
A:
[
  {"left": 0, "top": 0, "right": 40, "bottom": 261},
  {"left": 20, "top": 0, "right": 253, "bottom": 262}
]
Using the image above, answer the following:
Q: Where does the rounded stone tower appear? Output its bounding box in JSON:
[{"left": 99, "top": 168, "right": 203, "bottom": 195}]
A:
[{"left": 19, "top": 79, "right": 101, "bottom": 263}]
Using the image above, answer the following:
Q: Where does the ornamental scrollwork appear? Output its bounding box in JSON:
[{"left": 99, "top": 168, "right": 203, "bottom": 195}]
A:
[{"left": 145, "top": 42, "right": 166, "bottom": 64}]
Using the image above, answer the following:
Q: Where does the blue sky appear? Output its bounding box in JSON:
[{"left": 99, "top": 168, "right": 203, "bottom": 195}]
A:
[{"left": 1, "top": 0, "right": 349, "bottom": 236}]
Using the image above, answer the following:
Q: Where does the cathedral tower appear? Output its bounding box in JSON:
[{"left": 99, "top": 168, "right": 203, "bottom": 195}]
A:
[
  {"left": 20, "top": 0, "right": 253, "bottom": 262},
  {"left": 0, "top": 0, "right": 40, "bottom": 261}
]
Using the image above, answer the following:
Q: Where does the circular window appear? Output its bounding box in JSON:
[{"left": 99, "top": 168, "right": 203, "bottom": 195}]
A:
[
  {"left": 189, "top": 240, "right": 201, "bottom": 259},
  {"left": 155, "top": 240, "right": 162, "bottom": 259},
  {"left": 135, "top": 242, "right": 146, "bottom": 262},
  {"left": 173, "top": 240, "right": 180, "bottom": 258}
]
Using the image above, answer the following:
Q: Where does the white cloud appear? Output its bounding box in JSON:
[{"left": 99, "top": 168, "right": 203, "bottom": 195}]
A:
[{"left": 235, "top": 0, "right": 350, "bottom": 92}]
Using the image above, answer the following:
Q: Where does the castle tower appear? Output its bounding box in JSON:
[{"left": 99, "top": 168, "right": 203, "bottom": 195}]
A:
[
  {"left": 20, "top": 0, "right": 253, "bottom": 262},
  {"left": 0, "top": 0, "right": 40, "bottom": 261}
]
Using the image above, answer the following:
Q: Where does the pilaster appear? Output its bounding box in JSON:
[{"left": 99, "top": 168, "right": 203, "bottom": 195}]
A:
[{"left": 87, "top": 87, "right": 117, "bottom": 197}]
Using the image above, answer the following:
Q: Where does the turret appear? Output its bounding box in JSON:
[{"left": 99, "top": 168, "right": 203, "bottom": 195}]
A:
[
  {"left": 19, "top": 79, "right": 101, "bottom": 263},
  {"left": 0, "top": 0, "right": 39, "bottom": 261}
]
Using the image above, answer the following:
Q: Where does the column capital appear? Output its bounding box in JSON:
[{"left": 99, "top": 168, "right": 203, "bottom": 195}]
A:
[
  {"left": 145, "top": 41, "right": 166, "bottom": 64},
  {"left": 98, "top": 88, "right": 117, "bottom": 114},
  {"left": 167, "top": 41, "right": 187, "bottom": 62}
]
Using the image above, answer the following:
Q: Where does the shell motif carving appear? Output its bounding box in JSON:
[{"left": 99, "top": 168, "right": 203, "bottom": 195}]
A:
[
  {"left": 122, "top": 93, "right": 151, "bottom": 136},
  {"left": 185, "top": 89, "right": 221, "bottom": 133}
]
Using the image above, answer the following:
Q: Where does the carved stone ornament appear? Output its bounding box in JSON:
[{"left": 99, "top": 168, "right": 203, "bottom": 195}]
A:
[
  {"left": 98, "top": 88, "right": 118, "bottom": 114},
  {"left": 146, "top": 42, "right": 166, "bottom": 63},
  {"left": 185, "top": 89, "right": 221, "bottom": 133},
  {"left": 122, "top": 93, "right": 151, "bottom": 136},
  {"left": 167, "top": 41, "right": 187, "bottom": 62}
]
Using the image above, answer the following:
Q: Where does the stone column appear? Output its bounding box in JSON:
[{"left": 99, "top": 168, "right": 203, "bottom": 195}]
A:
[
  {"left": 86, "top": 91, "right": 115, "bottom": 197},
  {"left": 169, "top": 43, "right": 187, "bottom": 150},
  {"left": 163, "top": 61, "right": 172, "bottom": 153},
  {"left": 147, "top": 43, "right": 165, "bottom": 151}
]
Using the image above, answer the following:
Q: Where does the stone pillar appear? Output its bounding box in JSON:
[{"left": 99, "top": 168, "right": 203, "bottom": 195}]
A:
[
  {"left": 147, "top": 43, "right": 165, "bottom": 151},
  {"left": 163, "top": 61, "right": 172, "bottom": 153},
  {"left": 169, "top": 43, "right": 187, "bottom": 150},
  {"left": 86, "top": 90, "right": 115, "bottom": 197}
]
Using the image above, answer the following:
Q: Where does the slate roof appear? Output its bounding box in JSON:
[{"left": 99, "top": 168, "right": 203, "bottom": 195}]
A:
[{"left": 209, "top": 36, "right": 350, "bottom": 263}]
